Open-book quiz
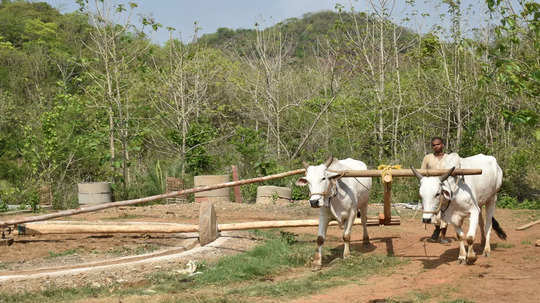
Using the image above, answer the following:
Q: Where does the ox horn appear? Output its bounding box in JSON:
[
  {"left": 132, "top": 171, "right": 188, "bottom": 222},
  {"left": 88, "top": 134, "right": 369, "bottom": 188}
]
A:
[
  {"left": 302, "top": 161, "right": 309, "bottom": 169},
  {"left": 411, "top": 167, "right": 424, "bottom": 180},
  {"left": 324, "top": 156, "right": 334, "bottom": 168},
  {"left": 440, "top": 167, "right": 456, "bottom": 182}
]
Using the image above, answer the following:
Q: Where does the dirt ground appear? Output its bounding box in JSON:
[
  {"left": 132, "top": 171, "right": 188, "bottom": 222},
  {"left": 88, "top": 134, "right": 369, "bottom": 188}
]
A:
[{"left": 0, "top": 201, "right": 539, "bottom": 302}]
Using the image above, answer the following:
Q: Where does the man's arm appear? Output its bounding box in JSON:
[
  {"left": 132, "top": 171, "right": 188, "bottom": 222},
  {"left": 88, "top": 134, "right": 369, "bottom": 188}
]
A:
[{"left": 421, "top": 155, "right": 429, "bottom": 170}]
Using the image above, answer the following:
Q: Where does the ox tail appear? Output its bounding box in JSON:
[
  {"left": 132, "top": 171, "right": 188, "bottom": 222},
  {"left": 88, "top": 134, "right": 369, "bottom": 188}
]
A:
[{"left": 492, "top": 217, "right": 507, "bottom": 240}]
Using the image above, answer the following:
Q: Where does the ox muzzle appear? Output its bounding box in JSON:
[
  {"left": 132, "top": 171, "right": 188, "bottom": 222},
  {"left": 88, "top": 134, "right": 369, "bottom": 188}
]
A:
[
  {"left": 422, "top": 217, "right": 431, "bottom": 224},
  {"left": 309, "top": 199, "right": 320, "bottom": 208}
]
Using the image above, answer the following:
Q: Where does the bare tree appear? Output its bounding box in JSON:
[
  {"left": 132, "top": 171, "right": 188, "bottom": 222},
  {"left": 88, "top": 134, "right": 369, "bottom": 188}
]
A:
[{"left": 80, "top": 0, "right": 154, "bottom": 197}]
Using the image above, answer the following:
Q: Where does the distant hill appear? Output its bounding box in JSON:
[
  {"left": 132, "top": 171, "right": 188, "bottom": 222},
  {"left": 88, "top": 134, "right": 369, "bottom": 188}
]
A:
[{"left": 197, "top": 10, "right": 416, "bottom": 58}]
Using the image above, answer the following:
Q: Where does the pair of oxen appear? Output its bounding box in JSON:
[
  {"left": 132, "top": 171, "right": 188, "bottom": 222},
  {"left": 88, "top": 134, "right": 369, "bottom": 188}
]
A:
[{"left": 296, "top": 154, "right": 506, "bottom": 269}]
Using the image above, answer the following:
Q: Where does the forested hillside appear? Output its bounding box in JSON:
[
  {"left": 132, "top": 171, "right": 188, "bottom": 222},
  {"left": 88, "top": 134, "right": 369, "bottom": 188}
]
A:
[{"left": 0, "top": 0, "right": 537, "bottom": 209}]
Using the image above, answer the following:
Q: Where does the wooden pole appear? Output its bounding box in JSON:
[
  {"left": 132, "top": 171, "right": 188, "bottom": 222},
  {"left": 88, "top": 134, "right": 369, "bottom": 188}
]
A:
[
  {"left": 19, "top": 217, "right": 400, "bottom": 235},
  {"left": 231, "top": 165, "right": 243, "bottom": 203},
  {"left": 516, "top": 219, "right": 540, "bottom": 231},
  {"left": 219, "top": 217, "right": 400, "bottom": 231},
  {"left": 3, "top": 167, "right": 479, "bottom": 228},
  {"left": 328, "top": 168, "right": 482, "bottom": 177},
  {"left": 0, "top": 169, "right": 306, "bottom": 228}
]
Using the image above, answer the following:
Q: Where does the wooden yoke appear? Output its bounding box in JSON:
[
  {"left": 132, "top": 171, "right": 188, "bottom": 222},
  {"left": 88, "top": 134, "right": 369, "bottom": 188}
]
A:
[{"left": 329, "top": 168, "right": 482, "bottom": 225}]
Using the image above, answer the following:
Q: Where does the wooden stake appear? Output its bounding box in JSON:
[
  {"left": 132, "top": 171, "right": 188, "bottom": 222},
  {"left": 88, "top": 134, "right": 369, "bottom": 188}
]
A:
[{"left": 231, "top": 165, "right": 243, "bottom": 203}]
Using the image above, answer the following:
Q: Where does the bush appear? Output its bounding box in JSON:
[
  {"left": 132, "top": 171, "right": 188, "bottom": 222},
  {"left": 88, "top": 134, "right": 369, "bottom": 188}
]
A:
[{"left": 497, "top": 194, "right": 540, "bottom": 209}]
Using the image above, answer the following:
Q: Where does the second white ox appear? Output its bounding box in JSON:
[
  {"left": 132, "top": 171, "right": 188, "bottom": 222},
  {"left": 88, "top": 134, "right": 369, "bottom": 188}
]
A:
[
  {"left": 412, "top": 153, "right": 507, "bottom": 265},
  {"left": 296, "top": 157, "right": 372, "bottom": 269}
]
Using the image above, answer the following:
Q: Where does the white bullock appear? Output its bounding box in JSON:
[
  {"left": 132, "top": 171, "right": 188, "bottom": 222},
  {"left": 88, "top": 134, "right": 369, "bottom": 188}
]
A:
[
  {"left": 296, "top": 157, "right": 372, "bottom": 269},
  {"left": 412, "top": 153, "right": 507, "bottom": 264}
]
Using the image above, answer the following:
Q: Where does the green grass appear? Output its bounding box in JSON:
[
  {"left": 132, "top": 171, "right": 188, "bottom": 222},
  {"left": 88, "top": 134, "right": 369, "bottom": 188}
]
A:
[
  {"left": 227, "top": 254, "right": 403, "bottom": 299},
  {"left": 46, "top": 249, "right": 79, "bottom": 259},
  {"left": 492, "top": 242, "right": 515, "bottom": 249},
  {"left": 521, "top": 239, "right": 532, "bottom": 245},
  {"left": 108, "top": 244, "right": 159, "bottom": 256},
  {"left": 0, "top": 230, "right": 406, "bottom": 302}
]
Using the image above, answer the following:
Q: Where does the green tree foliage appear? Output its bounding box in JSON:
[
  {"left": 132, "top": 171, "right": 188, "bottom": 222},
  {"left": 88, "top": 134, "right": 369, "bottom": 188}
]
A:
[{"left": 0, "top": 0, "right": 537, "bottom": 208}]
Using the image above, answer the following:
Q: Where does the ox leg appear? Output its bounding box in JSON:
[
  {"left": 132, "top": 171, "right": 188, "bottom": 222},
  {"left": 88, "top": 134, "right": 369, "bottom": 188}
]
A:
[
  {"left": 478, "top": 209, "right": 486, "bottom": 249},
  {"left": 453, "top": 223, "right": 467, "bottom": 265},
  {"left": 359, "top": 202, "right": 370, "bottom": 246},
  {"left": 313, "top": 209, "right": 330, "bottom": 269},
  {"left": 483, "top": 199, "right": 496, "bottom": 257},
  {"left": 465, "top": 208, "right": 480, "bottom": 265},
  {"left": 342, "top": 209, "right": 357, "bottom": 258}
]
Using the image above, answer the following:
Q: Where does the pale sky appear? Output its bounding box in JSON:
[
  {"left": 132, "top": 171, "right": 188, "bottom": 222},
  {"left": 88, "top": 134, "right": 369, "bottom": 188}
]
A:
[{"left": 42, "top": 0, "right": 494, "bottom": 44}]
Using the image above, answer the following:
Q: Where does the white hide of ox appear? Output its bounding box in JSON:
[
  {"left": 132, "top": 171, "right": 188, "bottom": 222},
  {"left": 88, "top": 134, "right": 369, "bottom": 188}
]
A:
[
  {"left": 412, "top": 153, "right": 507, "bottom": 265},
  {"left": 296, "top": 157, "right": 372, "bottom": 269}
]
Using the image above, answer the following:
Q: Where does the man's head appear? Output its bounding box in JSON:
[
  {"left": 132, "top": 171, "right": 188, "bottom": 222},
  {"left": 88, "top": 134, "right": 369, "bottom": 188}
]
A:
[{"left": 430, "top": 137, "right": 445, "bottom": 155}]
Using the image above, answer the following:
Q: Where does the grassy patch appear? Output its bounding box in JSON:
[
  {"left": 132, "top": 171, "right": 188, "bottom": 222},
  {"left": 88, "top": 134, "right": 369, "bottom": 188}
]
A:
[
  {"left": 46, "top": 249, "right": 79, "bottom": 259},
  {"left": 228, "top": 254, "right": 404, "bottom": 299},
  {"left": 108, "top": 244, "right": 159, "bottom": 256},
  {"left": 521, "top": 239, "right": 532, "bottom": 245},
  {"left": 492, "top": 242, "right": 514, "bottom": 249},
  {"left": 0, "top": 230, "right": 405, "bottom": 302},
  {"left": 0, "top": 284, "right": 105, "bottom": 303},
  {"left": 442, "top": 300, "right": 475, "bottom": 303}
]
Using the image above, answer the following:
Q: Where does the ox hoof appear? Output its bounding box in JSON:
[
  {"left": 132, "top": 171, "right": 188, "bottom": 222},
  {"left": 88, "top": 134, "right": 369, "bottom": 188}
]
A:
[
  {"left": 483, "top": 249, "right": 491, "bottom": 257},
  {"left": 311, "top": 264, "right": 322, "bottom": 271},
  {"left": 363, "top": 241, "right": 371, "bottom": 248},
  {"left": 457, "top": 257, "right": 466, "bottom": 265},
  {"left": 466, "top": 255, "right": 477, "bottom": 265}
]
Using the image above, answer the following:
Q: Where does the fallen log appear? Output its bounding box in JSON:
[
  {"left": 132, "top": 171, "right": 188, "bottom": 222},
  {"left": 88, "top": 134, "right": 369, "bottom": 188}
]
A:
[{"left": 19, "top": 217, "right": 400, "bottom": 235}]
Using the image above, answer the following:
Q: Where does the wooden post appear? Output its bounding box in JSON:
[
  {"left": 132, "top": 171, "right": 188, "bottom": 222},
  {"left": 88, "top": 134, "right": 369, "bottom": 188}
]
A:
[
  {"left": 231, "top": 165, "right": 242, "bottom": 203},
  {"left": 199, "top": 202, "right": 218, "bottom": 245},
  {"left": 382, "top": 174, "right": 392, "bottom": 225}
]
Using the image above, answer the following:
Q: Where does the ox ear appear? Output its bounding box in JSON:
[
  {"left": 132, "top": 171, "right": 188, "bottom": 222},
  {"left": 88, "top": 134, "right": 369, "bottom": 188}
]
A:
[
  {"left": 324, "top": 156, "right": 334, "bottom": 168},
  {"left": 296, "top": 177, "right": 308, "bottom": 187},
  {"left": 441, "top": 188, "right": 452, "bottom": 201}
]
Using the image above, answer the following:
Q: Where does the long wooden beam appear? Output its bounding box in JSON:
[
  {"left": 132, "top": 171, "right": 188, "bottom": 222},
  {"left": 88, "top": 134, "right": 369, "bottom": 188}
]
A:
[
  {"left": 19, "top": 217, "right": 400, "bottom": 235},
  {"left": 328, "top": 168, "right": 482, "bottom": 177},
  {"left": 0, "top": 169, "right": 307, "bottom": 228},
  {"left": 1, "top": 167, "right": 479, "bottom": 228}
]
